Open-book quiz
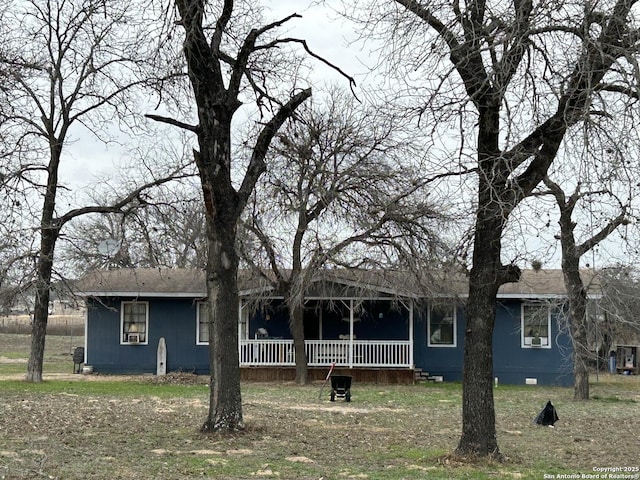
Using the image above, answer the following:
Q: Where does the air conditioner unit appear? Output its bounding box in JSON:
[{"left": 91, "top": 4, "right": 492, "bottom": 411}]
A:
[
  {"left": 128, "top": 333, "right": 140, "bottom": 344},
  {"left": 530, "top": 336, "right": 542, "bottom": 346}
]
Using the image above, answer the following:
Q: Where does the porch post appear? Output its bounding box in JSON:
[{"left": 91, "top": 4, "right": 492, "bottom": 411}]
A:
[
  {"left": 409, "top": 301, "right": 414, "bottom": 368},
  {"left": 349, "top": 299, "right": 354, "bottom": 368},
  {"left": 238, "top": 299, "right": 243, "bottom": 366}
]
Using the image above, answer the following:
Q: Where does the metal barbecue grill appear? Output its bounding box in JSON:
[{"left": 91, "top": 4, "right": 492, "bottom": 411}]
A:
[{"left": 72, "top": 346, "right": 84, "bottom": 374}]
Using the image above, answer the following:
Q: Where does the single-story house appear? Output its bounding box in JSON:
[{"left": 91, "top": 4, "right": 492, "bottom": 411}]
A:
[{"left": 76, "top": 268, "right": 597, "bottom": 386}]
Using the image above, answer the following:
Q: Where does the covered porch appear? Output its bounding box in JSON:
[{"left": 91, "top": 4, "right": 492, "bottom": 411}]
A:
[{"left": 238, "top": 296, "right": 415, "bottom": 370}]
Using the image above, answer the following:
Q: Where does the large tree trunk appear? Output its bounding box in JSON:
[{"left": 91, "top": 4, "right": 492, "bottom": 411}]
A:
[
  {"left": 174, "top": 0, "right": 311, "bottom": 432},
  {"left": 458, "top": 275, "right": 499, "bottom": 456},
  {"left": 456, "top": 197, "right": 517, "bottom": 456},
  {"left": 202, "top": 219, "right": 244, "bottom": 432},
  {"left": 456, "top": 102, "right": 519, "bottom": 457}
]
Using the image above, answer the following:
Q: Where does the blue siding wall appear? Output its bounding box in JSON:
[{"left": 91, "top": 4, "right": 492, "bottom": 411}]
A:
[
  {"left": 412, "top": 307, "right": 465, "bottom": 381},
  {"left": 412, "top": 299, "right": 574, "bottom": 386},
  {"left": 492, "top": 301, "right": 573, "bottom": 386},
  {"left": 86, "top": 295, "right": 573, "bottom": 385},
  {"left": 86, "top": 297, "right": 209, "bottom": 374}
]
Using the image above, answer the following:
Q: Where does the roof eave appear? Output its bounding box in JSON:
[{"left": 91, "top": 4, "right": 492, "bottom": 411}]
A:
[{"left": 80, "top": 291, "right": 206, "bottom": 298}]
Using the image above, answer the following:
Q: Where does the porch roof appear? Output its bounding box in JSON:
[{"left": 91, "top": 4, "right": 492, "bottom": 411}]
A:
[{"left": 75, "top": 267, "right": 601, "bottom": 299}]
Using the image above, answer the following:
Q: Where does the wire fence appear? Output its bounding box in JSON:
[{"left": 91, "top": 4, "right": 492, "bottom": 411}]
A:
[{"left": 0, "top": 315, "right": 84, "bottom": 335}]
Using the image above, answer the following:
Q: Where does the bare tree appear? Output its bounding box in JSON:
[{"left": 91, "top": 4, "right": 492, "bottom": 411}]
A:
[
  {"left": 598, "top": 265, "right": 640, "bottom": 349},
  {"left": 343, "top": 0, "right": 640, "bottom": 457},
  {"left": 149, "top": 1, "right": 354, "bottom": 432},
  {"left": 524, "top": 107, "right": 640, "bottom": 399},
  {"left": 239, "top": 87, "right": 446, "bottom": 384},
  {"left": 62, "top": 177, "right": 206, "bottom": 273},
  {"left": 0, "top": 0, "right": 186, "bottom": 382},
  {"left": 543, "top": 168, "right": 632, "bottom": 399}
]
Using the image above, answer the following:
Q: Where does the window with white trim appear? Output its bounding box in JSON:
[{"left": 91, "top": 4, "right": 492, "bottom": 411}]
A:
[
  {"left": 197, "top": 301, "right": 210, "bottom": 345},
  {"left": 428, "top": 304, "right": 456, "bottom": 347},
  {"left": 197, "top": 301, "right": 247, "bottom": 344},
  {"left": 121, "top": 301, "right": 148, "bottom": 344},
  {"left": 522, "top": 304, "right": 551, "bottom": 348}
]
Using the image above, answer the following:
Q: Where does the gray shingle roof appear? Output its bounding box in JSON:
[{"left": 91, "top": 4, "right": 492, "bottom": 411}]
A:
[
  {"left": 76, "top": 267, "right": 601, "bottom": 299},
  {"left": 77, "top": 268, "right": 207, "bottom": 297}
]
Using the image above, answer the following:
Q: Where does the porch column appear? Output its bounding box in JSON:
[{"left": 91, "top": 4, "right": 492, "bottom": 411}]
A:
[
  {"left": 409, "top": 301, "right": 414, "bottom": 368},
  {"left": 237, "top": 299, "right": 244, "bottom": 365},
  {"left": 349, "top": 299, "right": 354, "bottom": 368}
]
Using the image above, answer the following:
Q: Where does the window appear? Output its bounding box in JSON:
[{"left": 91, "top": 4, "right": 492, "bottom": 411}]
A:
[
  {"left": 428, "top": 304, "right": 456, "bottom": 347},
  {"left": 197, "top": 301, "right": 210, "bottom": 345},
  {"left": 198, "top": 301, "right": 248, "bottom": 344},
  {"left": 522, "top": 304, "right": 551, "bottom": 348},
  {"left": 121, "top": 301, "right": 148, "bottom": 344}
]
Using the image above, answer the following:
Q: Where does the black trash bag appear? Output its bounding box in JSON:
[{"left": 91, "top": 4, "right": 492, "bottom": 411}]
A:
[{"left": 533, "top": 400, "right": 559, "bottom": 426}]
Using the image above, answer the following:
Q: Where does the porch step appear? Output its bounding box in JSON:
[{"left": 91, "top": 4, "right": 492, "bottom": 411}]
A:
[
  {"left": 413, "top": 368, "right": 431, "bottom": 383},
  {"left": 414, "top": 368, "right": 443, "bottom": 383}
]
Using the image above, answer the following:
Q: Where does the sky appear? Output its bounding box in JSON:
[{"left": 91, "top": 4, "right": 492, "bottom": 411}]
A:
[
  {"left": 60, "top": 1, "right": 365, "bottom": 185},
  {"left": 52, "top": 0, "right": 640, "bottom": 272}
]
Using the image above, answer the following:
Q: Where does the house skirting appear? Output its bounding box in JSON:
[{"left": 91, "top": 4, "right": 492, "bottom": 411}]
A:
[{"left": 240, "top": 366, "right": 415, "bottom": 384}]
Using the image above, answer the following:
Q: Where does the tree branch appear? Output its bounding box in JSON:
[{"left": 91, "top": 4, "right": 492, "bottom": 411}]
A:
[
  {"left": 228, "top": 13, "right": 302, "bottom": 96},
  {"left": 578, "top": 211, "right": 628, "bottom": 257},
  {"left": 239, "top": 218, "right": 285, "bottom": 285},
  {"left": 237, "top": 87, "right": 312, "bottom": 210},
  {"left": 256, "top": 37, "right": 358, "bottom": 96},
  {"left": 56, "top": 169, "right": 192, "bottom": 227},
  {"left": 145, "top": 113, "right": 199, "bottom": 132}
]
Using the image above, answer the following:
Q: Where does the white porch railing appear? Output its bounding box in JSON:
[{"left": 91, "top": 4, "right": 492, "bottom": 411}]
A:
[{"left": 239, "top": 339, "right": 412, "bottom": 368}]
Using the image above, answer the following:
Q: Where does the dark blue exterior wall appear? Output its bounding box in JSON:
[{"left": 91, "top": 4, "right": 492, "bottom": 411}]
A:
[
  {"left": 492, "top": 301, "right": 573, "bottom": 386},
  {"left": 86, "top": 295, "right": 573, "bottom": 385},
  {"left": 412, "top": 306, "right": 464, "bottom": 381},
  {"left": 412, "top": 299, "right": 574, "bottom": 386},
  {"left": 86, "top": 297, "right": 210, "bottom": 374}
]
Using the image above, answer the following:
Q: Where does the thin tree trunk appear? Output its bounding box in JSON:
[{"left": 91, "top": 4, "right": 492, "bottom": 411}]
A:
[
  {"left": 27, "top": 144, "right": 61, "bottom": 383},
  {"left": 572, "top": 316, "right": 590, "bottom": 400},
  {"left": 290, "top": 302, "right": 309, "bottom": 385},
  {"left": 562, "top": 260, "right": 590, "bottom": 400},
  {"left": 551, "top": 185, "right": 593, "bottom": 401}
]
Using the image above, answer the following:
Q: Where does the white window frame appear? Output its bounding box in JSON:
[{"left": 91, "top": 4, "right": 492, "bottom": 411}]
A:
[
  {"left": 198, "top": 301, "right": 248, "bottom": 345},
  {"left": 521, "top": 303, "right": 552, "bottom": 349},
  {"left": 428, "top": 304, "right": 457, "bottom": 347},
  {"left": 196, "top": 301, "right": 209, "bottom": 345},
  {"left": 240, "top": 304, "right": 249, "bottom": 340},
  {"left": 120, "top": 301, "right": 149, "bottom": 345}
]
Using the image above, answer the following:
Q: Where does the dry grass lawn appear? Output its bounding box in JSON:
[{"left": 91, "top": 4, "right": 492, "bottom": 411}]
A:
[{"left": 0, "top": 334, "right": 639, "bottom": 479}]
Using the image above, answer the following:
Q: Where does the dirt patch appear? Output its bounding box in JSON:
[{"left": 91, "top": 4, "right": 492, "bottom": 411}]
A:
[{"left": 0, "top": 356, "right": 24, "bottom": 364}]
